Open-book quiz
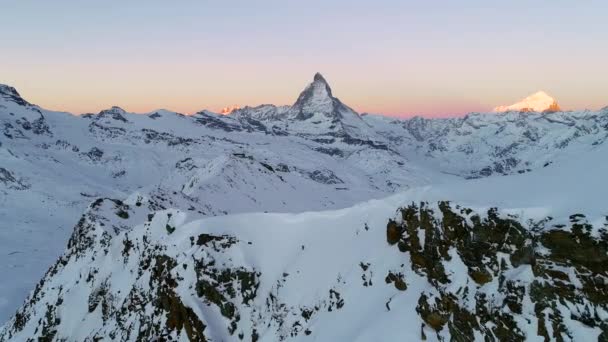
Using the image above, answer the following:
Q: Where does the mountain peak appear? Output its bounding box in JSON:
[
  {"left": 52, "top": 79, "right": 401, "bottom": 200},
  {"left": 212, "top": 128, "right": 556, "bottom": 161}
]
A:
[
  {"left": 0, "top": 84, "right": 30, "bottom": 106},
  {"left": 281, "top": 73, "right": 373, "bottom": 139},
  {"left": 289, "top": 73, "right": 336, "bottom": 120},
  {"left": 493, "top": 91, "right": 561, "bottom": 113},
  {"left": 98, "top": 106, "right": 128, "bottom": 122},
  {"left": 313, "top": 72, "right": 328, "bottom": 83},
  {"left": 0, "top": 84, "right": 20, "bottom": 97}
]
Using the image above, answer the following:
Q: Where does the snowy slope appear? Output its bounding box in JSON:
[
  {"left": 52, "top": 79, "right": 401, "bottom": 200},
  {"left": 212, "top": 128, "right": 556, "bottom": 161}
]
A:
[{"left": 2, "top": 139, "right": 607, "bottom": 341}]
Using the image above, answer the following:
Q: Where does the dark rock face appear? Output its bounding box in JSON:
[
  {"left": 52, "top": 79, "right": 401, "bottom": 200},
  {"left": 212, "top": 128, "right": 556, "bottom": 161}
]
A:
[
  {"left": 98, "top": 106, "right": 129, "bottom": 123},
  {"left": 193, "top": 112, "right": 244, "bottom": 132},
  {"left": 31, "top": 115, "right": 52, "bottom": 136},
  {"left": 140, "top": 128, "right": 196, "bottom": 146},
  {"left": 6, "top": 114, "right": 52, "bottom": 138},
  {"left": 386, "top": 202, "right": 608, "bottom": 341},
  {"left": 0, "top": 85, "right": 31, "bottom": 107},
  {"left": 307, "top": 169, "right": 343, "bottom": 185},
  {"left": 85, "top": 147, "right": 104, "bottom": 161},
  {"left": 2, "top": 199, "right": 607, "bottom": 341},
  {"left": 0, "top": 167, "right": 30, "bottom": 190}
]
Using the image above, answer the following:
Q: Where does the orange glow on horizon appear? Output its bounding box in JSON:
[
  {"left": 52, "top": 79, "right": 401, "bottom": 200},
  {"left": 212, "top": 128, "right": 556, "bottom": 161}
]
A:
[{"left": 3, "top": 68, "right": 601, "bottom": 118}]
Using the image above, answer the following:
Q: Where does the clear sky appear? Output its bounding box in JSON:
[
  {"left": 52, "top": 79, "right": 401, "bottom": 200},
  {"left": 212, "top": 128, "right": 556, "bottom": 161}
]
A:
[{"left": 1, "top": 1, "right": 607, "bottom": 117}]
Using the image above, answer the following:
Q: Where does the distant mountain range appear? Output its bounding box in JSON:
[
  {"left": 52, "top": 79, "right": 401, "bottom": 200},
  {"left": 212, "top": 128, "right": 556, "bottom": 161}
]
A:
[{"left": 1, "top": 74, "right": 607, "bottom": 341}]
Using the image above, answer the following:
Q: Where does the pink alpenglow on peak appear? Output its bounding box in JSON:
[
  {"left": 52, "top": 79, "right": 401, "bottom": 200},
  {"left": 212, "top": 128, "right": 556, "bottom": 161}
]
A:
[
  {"left": 493, "top": 91, "right": 561, "bottom": 113},
  {"left": 220, "top": 105, "right": 241, "bottom": 115}
]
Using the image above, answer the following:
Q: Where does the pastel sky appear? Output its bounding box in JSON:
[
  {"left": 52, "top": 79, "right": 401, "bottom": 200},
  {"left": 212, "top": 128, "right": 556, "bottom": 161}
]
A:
[{"left": 1, "top": 1, "right": 607, "bottom": 117}]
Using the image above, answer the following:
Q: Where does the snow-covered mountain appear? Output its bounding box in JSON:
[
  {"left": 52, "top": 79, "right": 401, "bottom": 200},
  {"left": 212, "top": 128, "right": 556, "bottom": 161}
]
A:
[
  {"left": 231, "top": 73, "right": 379, "bottom": 145},
  {"left": 364, "top": 108, "right": 608, "bottom": 178},
  {"left": 0, "top": 74, "right": 447, "bottom": 325},
  {"left": 1, "top": 74, "right": 607, "bottom": 341},
  {"left": 493, "top": 91, "right": 561, "bottom": 113}
]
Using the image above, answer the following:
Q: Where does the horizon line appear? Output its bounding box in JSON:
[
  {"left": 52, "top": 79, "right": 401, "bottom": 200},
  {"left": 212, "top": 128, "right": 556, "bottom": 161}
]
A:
[{"left": 2, "top": 78, "right": 604, "bottom": 119}]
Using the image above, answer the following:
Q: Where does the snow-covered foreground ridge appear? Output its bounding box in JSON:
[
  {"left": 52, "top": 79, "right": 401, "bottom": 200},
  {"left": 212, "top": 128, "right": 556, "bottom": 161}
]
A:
[{"left": 1, "top": 179, "right": 607, "bottom": 341}]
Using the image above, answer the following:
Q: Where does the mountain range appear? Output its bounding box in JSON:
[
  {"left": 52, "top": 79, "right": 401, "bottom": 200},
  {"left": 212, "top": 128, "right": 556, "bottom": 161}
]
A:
[{"left": 0, "top": 74, "right": 607, "bottom": 341}]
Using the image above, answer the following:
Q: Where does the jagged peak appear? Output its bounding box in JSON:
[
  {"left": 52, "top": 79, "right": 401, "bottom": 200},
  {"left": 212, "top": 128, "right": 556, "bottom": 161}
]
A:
[
  {"left": 313, "top": 72, "right": 328, "bottom": 84},
  {"left": 299, "top": 72, "right": 333, "bottom": 99},
  {"left": 311, "top": 72, "right": 332, "bottom": 96},
  {"left": 289, "top": 73, "right": 337, "bottom": 120}
]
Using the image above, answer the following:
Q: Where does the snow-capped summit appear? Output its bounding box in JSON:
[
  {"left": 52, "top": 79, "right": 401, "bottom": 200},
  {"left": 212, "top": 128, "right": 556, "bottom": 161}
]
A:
[
  {"left": 287, "top": 72, "right": 358, "bottom": 121},
  {"left": 493, "top": 91, "right": 561, "bottom": 113},
  {"left": 276, "top": 73, "right": 380, "bottom": 142},
  {"left": 288, "top": 72, "right": 334, "bottom": 120}
]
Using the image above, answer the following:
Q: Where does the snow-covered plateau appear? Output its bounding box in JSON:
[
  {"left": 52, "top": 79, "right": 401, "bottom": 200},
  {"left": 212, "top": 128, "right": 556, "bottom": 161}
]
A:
[{"left": 0, "top": 75, "right": 607, "bottom": 341}]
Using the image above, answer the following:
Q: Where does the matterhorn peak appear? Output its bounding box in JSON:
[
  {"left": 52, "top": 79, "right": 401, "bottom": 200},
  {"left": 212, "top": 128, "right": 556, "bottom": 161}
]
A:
[
  {"left": 288, "top": 72, "right": 339, "bottom": 120},
  {"left": 493, "top": 91, "right": 561, "bottom": 113},
  {"left": 310, "top": 72, "right": 332, "bottom": 96},
  {"left": 313, "top": 72, "right": 328, "bottom": 83}
]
